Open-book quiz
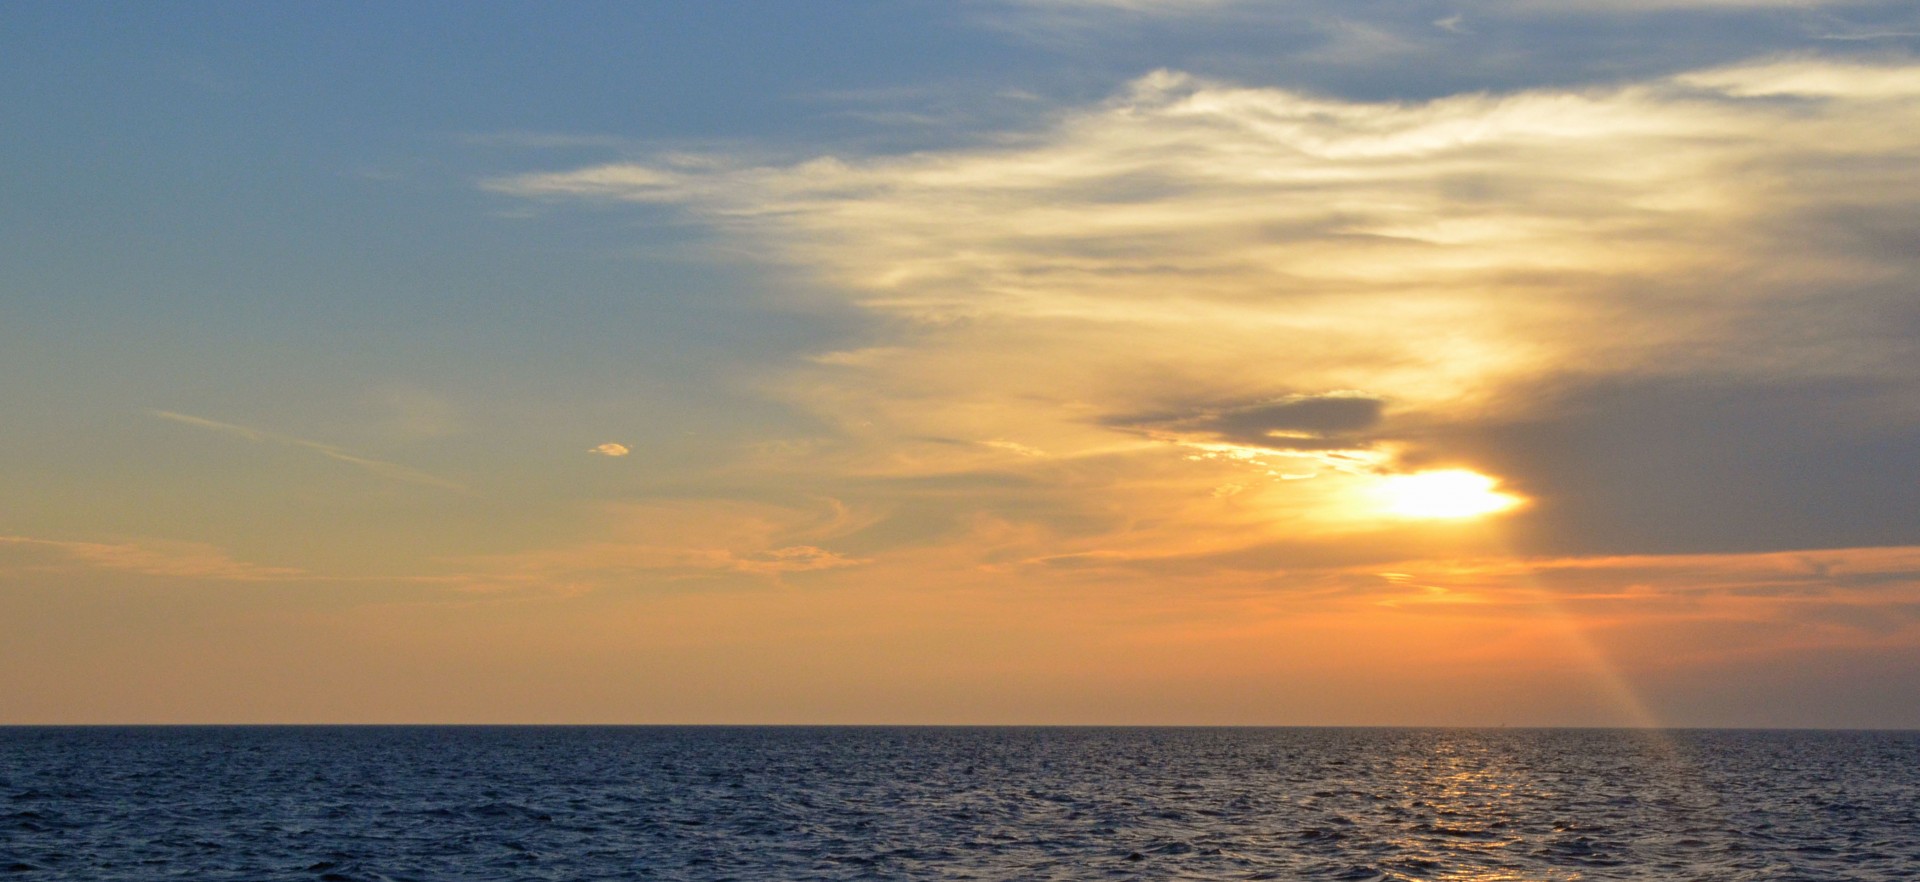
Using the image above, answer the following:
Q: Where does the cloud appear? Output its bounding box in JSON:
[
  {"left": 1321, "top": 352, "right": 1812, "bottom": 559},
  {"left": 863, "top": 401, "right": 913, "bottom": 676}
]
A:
[
  {"left": 1008, "top": 0, "right": 1234, "bottom": 8},
  {"left": 492, "top": 57, "right": 1920, "bottom": 563},
  {"left": 1001, "top": 0, "right": 1859, "bottom": 12},
  {"left": 1323, "top": 546, "right": 1920, "bottom": 653},
  {"left": 150, "top": 410, "right": 470, "bottom": 493},
  {"left": 460, "top": 130, "right": 637, "bottom": 150},
  {"left": 0, "top": 535, "right": 304, "bottom": 581},
  {"left": 456, "top": 499, "right": 874, "bottom": 587},
  {"left": 467, "top": 541, "right": 869, "bottom": 582},
  {"left": 493, "top": 60, "right": 1920, "bottom": 328},
  {"left": 1678, "top": 58, "right": 1920, "bottom": 96},
  {"left": 977, "top": 0, "right": 1243, "bottom": 34},
  {"left": 730, "top": 545, "right": 872, "bottom": 575},
  {"left": 589, "top": 442, "right": 632, "bottom": 457},
  {"left": 1531, "top": 0, "right": 1878, "bottom": 8},
  {"left": 982, "top": 0, "right": 1887, "bottom": 30},
  {"left": 1814, "top": 27, "right": 1920, "bottom": 39},
  {"left": 1419, "top": 376, "right": 1920, "bottom": 556},
  {"left": 987, "top": 0, "right": 1249, "bottom": 23},
  {"left": 1107, "top": 394, "right": 1387, "bottom": 452}
]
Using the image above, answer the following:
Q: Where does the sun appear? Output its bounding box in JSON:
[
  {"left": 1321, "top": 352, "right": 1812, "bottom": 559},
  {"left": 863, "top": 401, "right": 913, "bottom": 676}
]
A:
[{"left": 1373, "top": 469, "right": 1525, "bottom": 520}]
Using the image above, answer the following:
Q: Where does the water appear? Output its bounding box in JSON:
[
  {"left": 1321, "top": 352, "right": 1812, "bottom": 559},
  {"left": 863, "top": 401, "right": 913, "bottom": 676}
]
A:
[{"left": 3, "top": 727, "right": 1917, "bottom": 880}]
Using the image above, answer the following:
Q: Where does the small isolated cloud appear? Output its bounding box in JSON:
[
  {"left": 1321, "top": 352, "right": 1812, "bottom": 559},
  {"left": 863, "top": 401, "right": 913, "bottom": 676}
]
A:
[{"left": 589, "top": 442, "right": 632, "bottom": 457}]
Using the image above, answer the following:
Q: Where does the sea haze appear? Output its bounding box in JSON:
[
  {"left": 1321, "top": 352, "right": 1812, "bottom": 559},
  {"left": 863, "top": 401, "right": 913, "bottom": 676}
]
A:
[{"left": 3, "top": 727, "right": 1917, "bottom": 880}]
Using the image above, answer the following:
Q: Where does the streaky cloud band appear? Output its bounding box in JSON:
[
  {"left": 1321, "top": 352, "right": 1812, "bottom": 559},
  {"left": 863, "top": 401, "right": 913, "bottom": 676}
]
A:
[{"left": 149, "top": 410, "right": 471, "bottom": 494}]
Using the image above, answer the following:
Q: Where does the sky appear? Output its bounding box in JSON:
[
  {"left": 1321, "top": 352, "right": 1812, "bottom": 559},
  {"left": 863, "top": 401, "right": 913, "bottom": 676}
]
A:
[{"left": 4, "top": 0, "right": 1920, "bottom": 726}]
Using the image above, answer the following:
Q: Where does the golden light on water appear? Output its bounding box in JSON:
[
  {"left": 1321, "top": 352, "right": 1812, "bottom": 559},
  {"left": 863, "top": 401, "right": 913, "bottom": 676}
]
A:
[{"left": 1373, "top": 469, "right": 1525, "bottom": 520}]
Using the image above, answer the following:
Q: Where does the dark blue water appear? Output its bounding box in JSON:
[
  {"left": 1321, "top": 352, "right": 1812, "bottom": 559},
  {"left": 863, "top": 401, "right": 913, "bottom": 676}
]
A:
[{"left": 3, "top": 727, "right": 1917, "bottom": 881}]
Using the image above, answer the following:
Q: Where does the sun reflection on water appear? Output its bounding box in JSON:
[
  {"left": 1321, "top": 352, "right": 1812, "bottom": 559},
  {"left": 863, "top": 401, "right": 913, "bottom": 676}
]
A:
[{"left": 1373, "top": 733, "right": 1582, "bottom": 882}]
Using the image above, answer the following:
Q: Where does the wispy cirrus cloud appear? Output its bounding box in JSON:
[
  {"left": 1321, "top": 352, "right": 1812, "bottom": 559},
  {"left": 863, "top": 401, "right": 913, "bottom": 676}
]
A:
[
  {"left": 1023, "top": 0, "right": 1896, "bottom": 11},
  {"left": 456, "top": 498, "right": 873, "bottom": 586},
  {"left": 0, "top": 535, "right": 304, "bottom": 582},
  {"left": 985, "top": 0, "right": 1889, "bottom": 28},
  {"left": 150, "top": 410, "right": 470, "bottom": 494},
  {"left": 1509, "top": 0, "right": 1883, "bottom": 9},
  {"left": 1677, "top": 58, "right": 1920, "bottom": 95}
]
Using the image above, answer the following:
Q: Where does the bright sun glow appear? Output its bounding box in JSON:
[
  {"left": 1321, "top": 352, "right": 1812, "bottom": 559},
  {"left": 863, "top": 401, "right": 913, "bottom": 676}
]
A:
[{"left": 1374, "top": 469, "right": 1525, "bottom": 520}]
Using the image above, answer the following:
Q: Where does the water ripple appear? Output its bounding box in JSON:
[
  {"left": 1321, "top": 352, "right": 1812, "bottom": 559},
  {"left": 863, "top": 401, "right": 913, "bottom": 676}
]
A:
[{"left": 2, "top": 727, "right": 1917, "bottom": 880}]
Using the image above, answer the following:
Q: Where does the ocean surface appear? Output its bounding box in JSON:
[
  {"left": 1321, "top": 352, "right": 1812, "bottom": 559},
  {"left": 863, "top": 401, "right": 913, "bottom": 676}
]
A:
[{"left": 3, "top": 727, "right": 1917, "bottom": 881}]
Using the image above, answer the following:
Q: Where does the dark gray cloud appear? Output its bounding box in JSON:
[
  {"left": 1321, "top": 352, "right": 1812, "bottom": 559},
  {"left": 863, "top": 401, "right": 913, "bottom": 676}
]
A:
[
  {"left": 1423, "top": 376, "right": 1920, "bottom": 556},
  {"left": 1105, "top": 394, "right": 1386, "bottom": 451}
]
